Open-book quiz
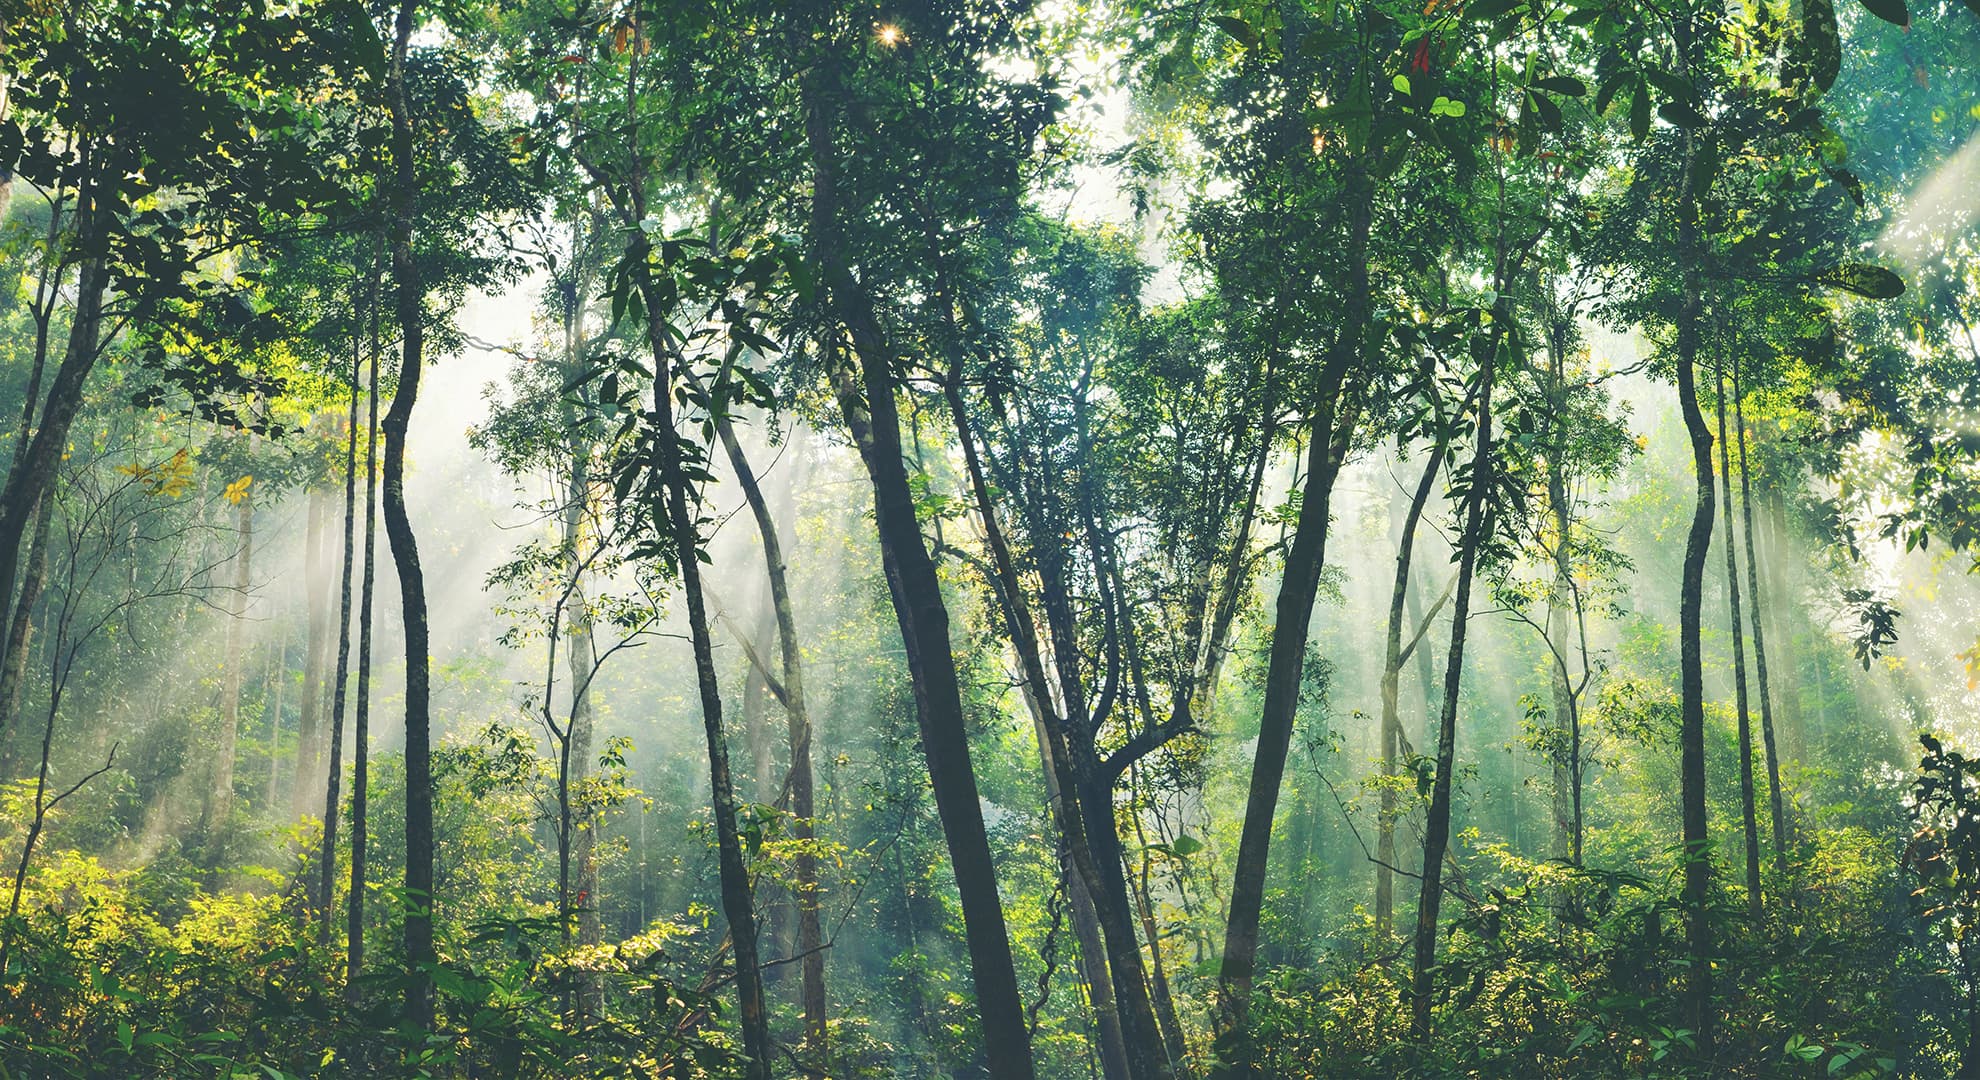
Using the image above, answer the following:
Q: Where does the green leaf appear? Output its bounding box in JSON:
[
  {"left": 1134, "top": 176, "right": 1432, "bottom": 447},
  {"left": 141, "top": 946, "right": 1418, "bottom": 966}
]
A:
[
  {"left": 1659, "top": 99, "right": 1709, "bottom": 128},
  {"left": 1628, "top": 82, "right": 1651, "bottom": 141},
  {"left": 1817, "top": 263, "right": 1906, "bottom": 299},
  {"left": 1210, "top": 15, "right": 1261, "bottom": 47},
  {"left": 1170, "top": 834, "right": 1205, "bottom": 856},
  {"left": 1532, "top": 75, "right": 1587, "bottom": 96},
  {"left": 1393, "top": 73, "right": 1412, "bottom": 96},
  {"left": 1857, "top": 0, "right": 1909, "bottom": 24}
]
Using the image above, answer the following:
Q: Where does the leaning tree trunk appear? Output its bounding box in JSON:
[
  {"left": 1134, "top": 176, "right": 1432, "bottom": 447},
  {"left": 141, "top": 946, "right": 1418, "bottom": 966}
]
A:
[
  {"left": 1409, "top": 345, "right": 1495, "bottom": 1045},
  {"left": 1714, "top": 363, "right": 1762, "bottom": 921},
  {"left": 0, "top": 492, "right": 53, "bottom": 763},
  {"left": 1217, "top": 169, "right": 1370, "bottom": 1054},
  {"left": 805, "top": 70, "right": 1035, "bottom": 1080},
  {"left": 383, "top": 0, "right": 436, "bottom": 1030},
  {"left": 1733, "top": 380, "right": 1789, "bottom": 871},
  {"left": 709, "top": 394, "right": 827, "bottom": 1070},
  {"left": 1378, "top": 433, "right": 1442, "bottom": 936},
  {"left": 627, "top": 273, "right": 773, "bottom": 1080}
]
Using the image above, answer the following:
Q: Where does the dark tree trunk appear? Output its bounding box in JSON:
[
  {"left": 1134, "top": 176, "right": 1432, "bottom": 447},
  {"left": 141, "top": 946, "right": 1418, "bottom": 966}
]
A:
[
  {"left": 1733, "top": 381, "right": 1789, "bottom": 871},
  {"left": 1378, "top": 434, "right": 1442, "bottom": 936},
  {"left": 0, "top": 492, "right": 53, "bottom": 762},
  {"left": 1217, "top": 171, "right": 1370, "bottom": 1050},
  {"left": 711, "top": 403, "right": 826, "bottom": 1070},
  {"left": 805, "top": 71, "right": 1035, "bottom": 1080},
  {"left": 383, "top": 0, "right": 435, "bottom": 1030},
  {"left": 1714, "top": 365, "right": 1762, "bottom": 920},
  {"left": 1409, "top": 346, "right": 1495, "bottom": 1044},
  {"left": 1673, "top": 106, "right": 1717, "bottom": 1054},
  {"left": 346, "top": 313, "right": 381, "bottom": 1002},
  {"left": 321, "top": 274, "right": 373, "bottom": 940},
  {"left": 628, "top": 269, "right": 773, "bottom": 1080}
]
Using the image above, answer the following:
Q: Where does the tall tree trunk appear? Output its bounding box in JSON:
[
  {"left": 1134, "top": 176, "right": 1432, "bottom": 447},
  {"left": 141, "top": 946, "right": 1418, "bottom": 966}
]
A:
[
  {"left": 1714, "top": 364, "right": 1762, "bottom": 920},
  {"left": 295, "top": 487, "right": 328, "bottom": 819},
  {"left": 1217, "top": 168, "right": 1370, "bottom": 1050},
  {"left": 627, "top": 272, "right": 773, "bottom": 1080},
  {"left": 805, "top": 72, "right": 1036, "bottom": 1080},
  {"left": 1672, "top": 46, "right": 1717, "bottom": 1044},
  {"left": 948, "top": 385, "right": 1171, "bottom": 1080},
  {"left": 321, "top": 290, "right": 371, "bottom": 940},
  {"left": 1409, "top": 346, "right": 1495, "bottom": 1044},
  {"left": 1378, "top": 434, "right": 1442, "bottom": 936},
  {"left": 383, "top": 0, "right": 436, "bottom": 1030},
  {"left": 209, "top": 477, "right": 254, "bottom": 831},
  {"left": 1733, "top": 382, "right": 1789, "bottom": 871},
  {"left": 1764, "top": 490, "right": 1805, "bottom": 764},
  {"left": 0, "top": 199, "right": 104, "bottom": 627},
  {"left": 346, "top": 316, "right": 381, "bottom": 1002},
  {"left": 0, "top": 492, "right": 53, "bottom": 761},
  {"left": 708, "top": 400, "right": 826, "bottom": 1070}
]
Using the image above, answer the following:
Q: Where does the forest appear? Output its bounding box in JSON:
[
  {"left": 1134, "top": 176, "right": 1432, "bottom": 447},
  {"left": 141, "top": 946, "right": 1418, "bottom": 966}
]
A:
[{"left": 0, "top": 0, "right": 1978, "bottom": 1076}]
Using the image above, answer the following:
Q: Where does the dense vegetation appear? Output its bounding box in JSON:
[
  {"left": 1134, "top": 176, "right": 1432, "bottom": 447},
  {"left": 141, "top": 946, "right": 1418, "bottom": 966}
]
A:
[{"left": 1, "top": 0, "right": 1978, "bottom": 1075}]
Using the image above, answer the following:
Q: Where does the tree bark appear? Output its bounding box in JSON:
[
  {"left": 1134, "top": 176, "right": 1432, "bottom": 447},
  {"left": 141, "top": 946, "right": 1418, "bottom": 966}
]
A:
[
  {"left": 0, "top": 492, "right": 53, "bottom": 761},
  {"left": 804, "top": 70, "right": 1036, "bottom": 1080},
  {"left": 321, "top": 272, "right": 373, "bottom": 939},
  {"left": 1714, "top": 364, "right": 1762, "bottom": 921},
  {"left": 1733, "top": 382, "right": 1789, "bottom": 871},
  {"left": 1672, "top": 70, "right": 1718, "bottom": 1048},
  {"left": 1378, "top": 434, "right": 1442, "bottom": 936},
  {"left": 346, "top": 306, "right": 381, "bottom": 1002},
  {"left": 383, "top": 0, "right": 436, "bottom": 1030},
  {"left": 709, "top": 397, "right": 827, "bottom": 1069},
  {"left": 1217, "top": 168, "right": 1370, "bottom": 1050},
  {"left": 1409, "top": 339, "right": 1495, "bottom": 1044},
  {"left": 295, "top": 486, "right": 328, "bottom": 819}
]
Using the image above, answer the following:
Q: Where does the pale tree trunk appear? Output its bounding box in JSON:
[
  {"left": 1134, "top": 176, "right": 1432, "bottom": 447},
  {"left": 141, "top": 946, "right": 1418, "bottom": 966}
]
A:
[
  {"left": 209, "top": 475, "right": 254, "bottom": 831},
  {"left": 294, "top": 486, "right": 328, "bottom": 818}
]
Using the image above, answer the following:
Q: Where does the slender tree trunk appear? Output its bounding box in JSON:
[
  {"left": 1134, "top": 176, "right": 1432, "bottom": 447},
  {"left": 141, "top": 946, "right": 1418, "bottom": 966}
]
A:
[
  {"left": 210, "top": 478, "right": 253, "bottom": 831},
  {"left": 1672, "top": 57, "right": 1717, "bottom": 1046},
  {"left": 346, "top": 319, "right": 381, "bottom": 1001},
  {"left": 1409, "top": 348, "right": 1495, "bottom": 1044},
  {"left": 805, "top": 71, "right": 1035, "bottom": 1080},
  {"left": 295, "top": 487, "right": 328, "bottom": 819},
  {"left": 383, "top": 0, "right": 435, "bottom": 1030},
  {"left": 626, "top": 274, "right": 773, "bottom": 1080},
  {"left": 1764, "top": 490, "right": 1805, "bottom": 764},
  {"left": 948, "top": 385, "right": 1171, "bottom": 1080},
  {"left": 1733, "top": 383, "right": 1789, "bottom": 871},
  {"left": 1378, "top": 435, "right": 1442, "bottom": 936},
  {"left": 1714, "top": 364, "right": 1762, "bottom": 920},
  {"left": 320, "top": 287, "right": 370, "bottom": 941},
  {"left": 709, "top": 400, "right": 827, "bottom": 1069},
  {"left": 1217, "top": 169, "right": 1370, "bottom": 1051}
]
